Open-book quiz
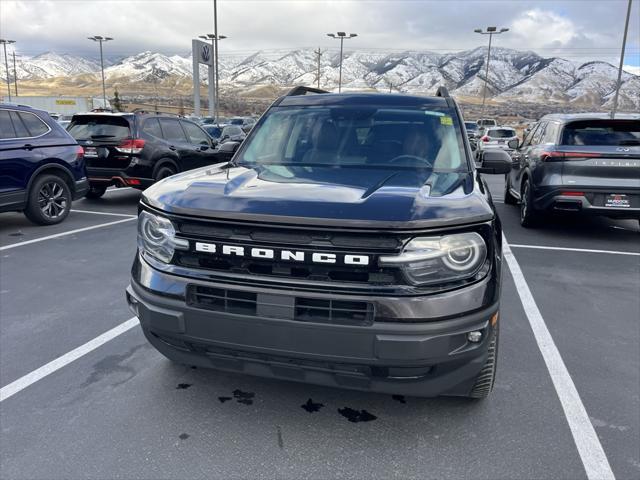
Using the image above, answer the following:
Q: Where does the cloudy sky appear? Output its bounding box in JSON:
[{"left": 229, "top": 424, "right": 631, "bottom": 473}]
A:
[{"left": 2, "top": 0, "right": 639, "bottom": 71}]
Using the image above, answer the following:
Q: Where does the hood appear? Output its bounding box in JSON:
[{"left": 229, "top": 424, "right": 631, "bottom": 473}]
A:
[{"left": 142, "top": 164, "right": 494, "bottom": 229}]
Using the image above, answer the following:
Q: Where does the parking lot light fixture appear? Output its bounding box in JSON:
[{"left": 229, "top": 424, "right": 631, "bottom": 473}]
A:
[
  {"left": 199, "top": 33, "right": 227, "bottom": 120},
  {"left": 327, "top": 32, "right": 357, "bottom": 93},
  {"left": 88, "top": 36, "right": 113, "bottom": 110},
  {"left": 0, "top": 39, "right": 16, "bottom": 101},
  {"left": 474, "top": 27, "right": 509, "bottom": 118}
]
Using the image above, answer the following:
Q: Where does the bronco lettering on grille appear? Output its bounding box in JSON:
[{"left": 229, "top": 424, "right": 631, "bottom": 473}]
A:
[{"left": 193, "top": 241, "right": 369, "bottom": 265}]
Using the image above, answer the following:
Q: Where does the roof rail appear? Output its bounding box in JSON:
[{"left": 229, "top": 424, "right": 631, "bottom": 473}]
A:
[
  {"left": 435, "top": 86, "right": 450, "bottom": 98},
  {"left": 285, "top": 86, "right": 329, "bottom": 97}
]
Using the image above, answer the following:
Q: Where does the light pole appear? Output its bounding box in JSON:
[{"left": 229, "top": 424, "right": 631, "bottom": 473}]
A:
[
  {"left": 611, "top": 0, "right": 633, "bottom": 118},
  {"left": 327, "top": 32, "right": 357, "bottom": 93},
  {"left": 199, "top": 33, "right": 226, "bottom": 119},
  {"left": 474, "top": 27, "right": 508, "bottom": 118},
  {"left": 0, "top": 39, "right": 16, "bottom": 101},
  {"left": 12, "top": 51, "right": 18, "bottom": 97},
  {"left": 88, "top": 35, "right": 113, "bottom": 109}
]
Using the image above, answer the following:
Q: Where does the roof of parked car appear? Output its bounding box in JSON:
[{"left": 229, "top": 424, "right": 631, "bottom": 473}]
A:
[
  {"left": 0, "top": 103, "right": 49, "bottom": 114},
  {"left": 540, "top": 112, "right": 640, "bottom": 122},
  {"left": 277, "top": 92, "right": 450, "bottom": 108}
]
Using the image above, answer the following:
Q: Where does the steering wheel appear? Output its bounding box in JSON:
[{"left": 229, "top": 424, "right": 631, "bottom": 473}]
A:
[{"left": 388, "top": 154, "right": 433, "bottom": 167}]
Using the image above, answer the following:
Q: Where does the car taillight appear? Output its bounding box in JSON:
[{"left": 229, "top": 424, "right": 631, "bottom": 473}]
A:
[
  {"left": 481, "top": 136, "right": 490, "bottom": 142},
  {"left": 115, "top": 138, "right": 145, "bottom": 154},
  {"left": 75, "top": 145, "right": 84, "bottom": 159},
  {"left": 560, "top": 191, "right": 585, "bottom": 196},
  {"left": 540, "top": 150, "right": 600, "bottom": 162}
]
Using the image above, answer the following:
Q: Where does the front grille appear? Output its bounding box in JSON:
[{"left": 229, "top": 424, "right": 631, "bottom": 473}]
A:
[
  {"left": 173, "top": 218, "right": 404, "bottom": 287},
  {"left": 187, "top": 285, "right": 374, "bottom": 326}
]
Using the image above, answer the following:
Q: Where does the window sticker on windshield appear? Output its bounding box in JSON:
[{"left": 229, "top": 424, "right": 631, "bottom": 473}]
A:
[
  {"left": 440, "top": 116, "right": 453, "bottom": 126},
  {"left": 423, "top": 111, "right": 444, "bottom": 117}
]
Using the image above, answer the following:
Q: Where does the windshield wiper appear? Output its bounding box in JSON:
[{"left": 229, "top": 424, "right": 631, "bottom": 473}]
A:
[{"left": 90, "top": 134, "right": 116, "bottom": 139}]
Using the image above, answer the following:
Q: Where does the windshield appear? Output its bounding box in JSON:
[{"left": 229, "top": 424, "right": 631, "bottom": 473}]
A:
[
  {"left": 238, "top": 105, "right": 468, "bottom": 171},
  {"left": 561, "top": 120, "right": 640, "bottom": 146},
  {"left": 488, "top": 128, "right": 516, "bottom": 138},
  {"left": 68, "top": 116, "right": 131, "bottom": 141}
]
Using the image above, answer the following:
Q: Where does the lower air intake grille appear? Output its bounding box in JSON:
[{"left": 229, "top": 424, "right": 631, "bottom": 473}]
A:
[{"left": 187, "top": 285, "right": 374, "bottom": 326}]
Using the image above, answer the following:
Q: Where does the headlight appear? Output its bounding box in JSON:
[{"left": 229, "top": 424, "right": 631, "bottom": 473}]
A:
[
  {"left": 379, "top": 232, "right": 487, "bottom": 285},
  {"left": 137, "top": 211, "right": 188, "bottom": 263}
]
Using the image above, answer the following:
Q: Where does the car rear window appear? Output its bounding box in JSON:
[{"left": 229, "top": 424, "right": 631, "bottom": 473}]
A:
[
  {"left": 561, "top": 120, "right": 640, "bottom": 146},
  {"left": 239, "top": 105, "right": 468, "bottom": 171},
  {"left": 68, "top": 116, "right": 131, "bottom": 142},
  {"left": 488, "top": 129, "right": 516, "bottom": 138},
  {"left": 464, "top": 122, "right": 478, "bottom": 131}
]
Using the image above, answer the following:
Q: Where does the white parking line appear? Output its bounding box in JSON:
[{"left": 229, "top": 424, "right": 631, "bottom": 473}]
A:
[
  {"left": 503, "top": 235, "right": 615, "bottom": 480},
  {"left": 0, "top": 317, "right": 139, "bottom": 403},
  {"left": 71, "top": 209, "right": 136, "bottom": 218},
  {"left": 509, "top": 243, "right": 640, "bottom": 257},
  {"left": 0, "top": 217, "right": 136, "bottom": 251}
]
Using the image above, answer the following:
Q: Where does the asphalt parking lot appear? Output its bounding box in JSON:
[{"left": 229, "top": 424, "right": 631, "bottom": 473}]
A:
[{"left": 1, "top": 179, "right": 638, "bottom": 480}]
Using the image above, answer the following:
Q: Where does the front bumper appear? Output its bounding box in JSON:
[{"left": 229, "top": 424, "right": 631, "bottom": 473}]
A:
[{"left": 127, "top": 254, "right": 500, "bottom": 397}]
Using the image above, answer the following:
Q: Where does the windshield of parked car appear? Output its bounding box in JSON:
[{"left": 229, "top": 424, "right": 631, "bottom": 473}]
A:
[
  {"left": 488, "top": 128, "right": 516, "bottom": 138},
  {"left": 238, "top": 105, "right": 468, "bottom": 171},
  {"left": 68, "top": 115, "right": 131, "bottom": 141},
  {"left": 561, "top": 120, "right": 640, "bottom": 146}
]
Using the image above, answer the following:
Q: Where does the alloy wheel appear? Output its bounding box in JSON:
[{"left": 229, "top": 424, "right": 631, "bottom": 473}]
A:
[{"left": 38, "top": 181, "right": 68, "bottom": 219}]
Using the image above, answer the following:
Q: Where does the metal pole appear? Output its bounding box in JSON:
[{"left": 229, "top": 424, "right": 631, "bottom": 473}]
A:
[
  {"left": 611, "top": 0, "right": 632, "bottom": 118},
  {"left": 99, "top": 39, "right": 107, "bottom": 109},
  {"left": 12, "top": 51, "right": 18, "bottom": 96},
  {"left": 213, "top": 0, "right": 220, "bottom": 120},
  {"left": 2, "top": 43, "right": 10, "bottom": 101},
  {"left": 338, "top": 36, "right": 344, "bottom": 93},
  {"left": 481, "top": 33, "right": 493, "bottom": 118},
  {"left": 314, "top": 47, "right": 322, "bottom": 88}
]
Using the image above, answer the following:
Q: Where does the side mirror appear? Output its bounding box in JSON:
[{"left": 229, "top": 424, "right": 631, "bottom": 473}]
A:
[
  {"left": 508, "top": 139, "right": 519, "bottom": 149},
  {"left": 477, "top": 149, "right": 512, "bottom": 174},
  {"left": 218, "top": 141, "right": 240, "bottom": 154}
]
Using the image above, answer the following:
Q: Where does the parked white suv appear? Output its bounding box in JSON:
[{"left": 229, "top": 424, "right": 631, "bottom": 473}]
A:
[{"left": 478, "top": 127, "right": 518, "bottom": 152}]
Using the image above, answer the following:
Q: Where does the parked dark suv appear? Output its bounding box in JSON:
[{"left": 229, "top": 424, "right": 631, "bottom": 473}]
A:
[
  {"left": 505, "top": 113, "right": 640, "bottom": 227},
  {"left": 0, "top": 104, "right": 88, "bottom": 225},
  {"left": 67, "top": 113, "right": 235, "bottom": 198},
  {"left": 126, "top": 87, "right": 512, "bottom": 399}
]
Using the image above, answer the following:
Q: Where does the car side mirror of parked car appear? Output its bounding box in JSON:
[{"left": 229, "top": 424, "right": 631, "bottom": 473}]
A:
[
  {"left": 218, "top": 141, "right": 240, "bottom": 154},
  {"left": 508, "top": 139, "right": 519, "bottom": 149},
  {"left": 477, "top": 149, "right": 512, "bottom": 174}
]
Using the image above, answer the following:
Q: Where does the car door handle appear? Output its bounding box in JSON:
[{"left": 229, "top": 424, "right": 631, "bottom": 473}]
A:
[
  {"left": 169, "top": 145, "right": 177, "bottom": 151},
  {"left": 23, "top": 143, "right": 34, "bottom": 150}
]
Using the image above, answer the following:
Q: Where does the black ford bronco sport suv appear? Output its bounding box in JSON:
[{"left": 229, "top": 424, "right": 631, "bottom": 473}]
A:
[{"left": 127, "top": 87, "right": 512, "bottom": 398}]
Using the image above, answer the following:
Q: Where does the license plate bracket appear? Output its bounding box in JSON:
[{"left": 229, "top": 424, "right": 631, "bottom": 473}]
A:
[{"left": 604, "top": 194, "right": 630, "bottom": 208}]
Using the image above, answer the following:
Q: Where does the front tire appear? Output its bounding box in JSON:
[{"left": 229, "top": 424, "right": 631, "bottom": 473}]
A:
[
  {"left": 24, "top": 174, "right": 72, "bottom": 225},
  {"left": 468, "top": 325, "right": 499, "bottom": 399},
  {"left": 85, "top": 185, "right": 107, "bottom": 199},
  {"left": 520, "top": 178, "right": 540, "bottom": 228},
  {"left": 504, "top": 175, "right": 517, "bottom": 205}
]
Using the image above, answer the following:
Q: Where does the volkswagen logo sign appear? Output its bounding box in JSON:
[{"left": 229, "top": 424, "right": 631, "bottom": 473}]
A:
[
  {"left": 201, "top": 45, "right": 211, "bottom": 63},
  {"left": 616, "top": 147, "right": 630, "bottom": 152}
]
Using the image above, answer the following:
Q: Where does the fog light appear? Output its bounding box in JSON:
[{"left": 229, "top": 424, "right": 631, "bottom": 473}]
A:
[{"left": 467, "top": 331, "right": 482, "bottom": 343}]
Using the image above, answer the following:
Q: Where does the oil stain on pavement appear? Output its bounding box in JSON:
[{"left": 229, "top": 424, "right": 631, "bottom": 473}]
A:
[
  {"left": 338, "top": 407, "right": 378, "bottom": 423},
  {"left": 301, "top": 398, "right": 324, "bottom": 413}
]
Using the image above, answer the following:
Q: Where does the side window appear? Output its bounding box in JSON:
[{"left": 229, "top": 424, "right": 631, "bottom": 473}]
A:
[
  {"left": 17, "top": 112, "right": 49, "bottom": 137},
  {"left": 521, "top": 124, "right": 538, "bottom": 147},
  {"left": 142, "top": 118, "right": 162, "bottom": 138},
  {"left": 159, "top": 119, "right": 187, "bottom": 143},
  {"left": 0, "top": 110, "right": 17, "bottom": 139},
  {"left": 542, "top": 122, "right": 559, "bottom": 144},
  {"left": 181, "top": 121, "right": 210, "bottom": 145},
  {"left": 531, "top": 122, "right": 547, "bottom": 146},
  {"left": 9, "top": 111, "right": 31, "bottom": 138}
]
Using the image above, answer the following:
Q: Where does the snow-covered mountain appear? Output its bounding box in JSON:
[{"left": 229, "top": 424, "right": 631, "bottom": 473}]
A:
[{"left": 2, "top": 47, "right": 638, "bottom": 109}]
